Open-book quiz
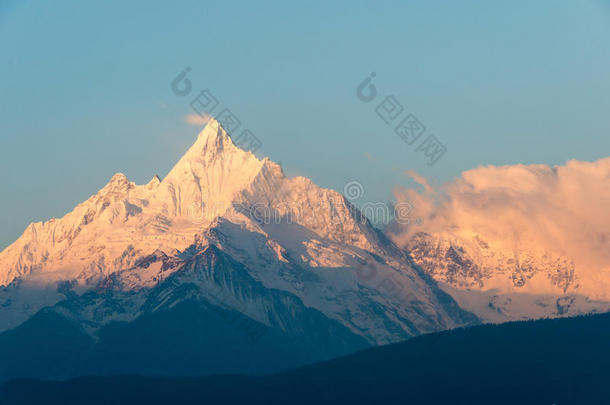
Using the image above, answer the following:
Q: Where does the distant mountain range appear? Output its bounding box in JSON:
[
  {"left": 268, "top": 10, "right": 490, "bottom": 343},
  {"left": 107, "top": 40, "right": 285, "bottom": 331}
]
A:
[
  {"left": 0, "top": 118, "right": 607, "bottom": 381},
  {"left": 3, "top": 312, "right": 610, "bottom": 404}
]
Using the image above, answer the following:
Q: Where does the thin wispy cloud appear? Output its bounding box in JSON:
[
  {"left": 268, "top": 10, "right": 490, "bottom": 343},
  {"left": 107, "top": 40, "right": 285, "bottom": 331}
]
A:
[
  {"left": 405, "top": 170, "right": 432, "bottom": 193},
  {"left": 185, "top": 113, "right": 211, "bottom": 126}
]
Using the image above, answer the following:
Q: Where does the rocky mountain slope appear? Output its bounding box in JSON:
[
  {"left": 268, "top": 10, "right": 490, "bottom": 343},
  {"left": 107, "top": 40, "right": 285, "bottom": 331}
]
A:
[{"left": 405, "top": 231, "right": 610, "bottom": 322}]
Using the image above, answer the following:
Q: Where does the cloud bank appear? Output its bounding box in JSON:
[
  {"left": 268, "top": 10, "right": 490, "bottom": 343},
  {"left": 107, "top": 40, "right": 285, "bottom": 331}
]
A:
[{"left": 390, "top": 158, "right": 610, "bottom": 290}]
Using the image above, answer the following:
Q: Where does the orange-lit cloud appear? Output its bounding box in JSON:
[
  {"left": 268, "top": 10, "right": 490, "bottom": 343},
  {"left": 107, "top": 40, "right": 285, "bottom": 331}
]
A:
[{"left": 390, "top": 159, "right": 610, "bottom": 294}]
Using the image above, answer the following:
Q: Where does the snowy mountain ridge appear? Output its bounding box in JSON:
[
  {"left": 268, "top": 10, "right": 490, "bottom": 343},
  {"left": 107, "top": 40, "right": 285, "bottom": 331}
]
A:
[{"left": 0, "top": 119, "right": 476, "bottom": 346}]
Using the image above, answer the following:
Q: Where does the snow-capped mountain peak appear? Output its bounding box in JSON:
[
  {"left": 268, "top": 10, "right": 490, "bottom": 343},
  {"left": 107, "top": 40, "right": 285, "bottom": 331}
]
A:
[
  {"left": 159, "top": 118, "right": 266, "bottom": 220},
  {"left": 0, "top": 118, "right": 477, "bottom": 346}
]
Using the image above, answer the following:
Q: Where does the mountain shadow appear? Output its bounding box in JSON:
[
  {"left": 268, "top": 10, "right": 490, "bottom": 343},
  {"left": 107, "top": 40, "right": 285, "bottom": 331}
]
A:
[{"left": 4, "top": 311, "right": 610, "bottom": 404}]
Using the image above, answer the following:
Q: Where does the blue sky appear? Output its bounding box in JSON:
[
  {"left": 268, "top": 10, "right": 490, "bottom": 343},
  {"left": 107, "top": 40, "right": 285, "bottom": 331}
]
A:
[{"left": 1, "top": 0, "right": 609, "bottom": 249}]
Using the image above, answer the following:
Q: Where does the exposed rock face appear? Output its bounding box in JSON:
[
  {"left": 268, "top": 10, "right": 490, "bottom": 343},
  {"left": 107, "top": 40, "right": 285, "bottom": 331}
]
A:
[{"left": 405, "top": 231, "right": 609, "bottom": 322}]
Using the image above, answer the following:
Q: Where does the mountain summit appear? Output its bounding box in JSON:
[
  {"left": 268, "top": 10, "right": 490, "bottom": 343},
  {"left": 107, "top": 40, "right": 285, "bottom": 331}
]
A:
[{"left": 161, "top": 119, "right": 267, "bottom": 220}]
